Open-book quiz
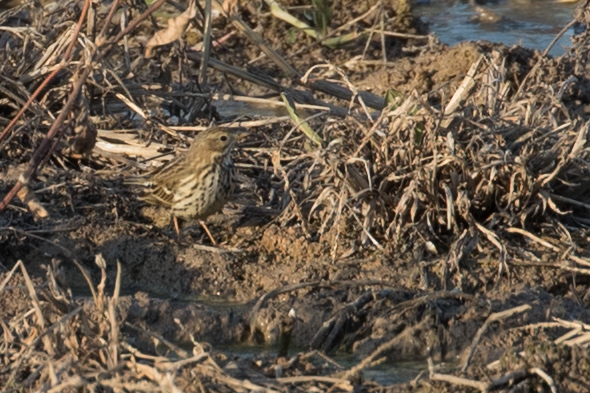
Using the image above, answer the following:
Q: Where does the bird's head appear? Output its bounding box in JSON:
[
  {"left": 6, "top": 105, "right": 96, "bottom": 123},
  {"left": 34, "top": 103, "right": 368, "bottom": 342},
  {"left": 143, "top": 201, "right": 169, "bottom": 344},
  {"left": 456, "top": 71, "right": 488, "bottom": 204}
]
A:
[{"left": 194, "top": 127, "right": 244, "bottom": 156}]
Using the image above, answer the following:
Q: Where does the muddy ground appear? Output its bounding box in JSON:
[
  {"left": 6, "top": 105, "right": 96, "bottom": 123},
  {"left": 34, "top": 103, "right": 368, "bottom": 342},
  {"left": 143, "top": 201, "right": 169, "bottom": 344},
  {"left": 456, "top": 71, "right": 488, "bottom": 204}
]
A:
[{"left": 3, "top": 0, "right": 590, "bottom": 391}]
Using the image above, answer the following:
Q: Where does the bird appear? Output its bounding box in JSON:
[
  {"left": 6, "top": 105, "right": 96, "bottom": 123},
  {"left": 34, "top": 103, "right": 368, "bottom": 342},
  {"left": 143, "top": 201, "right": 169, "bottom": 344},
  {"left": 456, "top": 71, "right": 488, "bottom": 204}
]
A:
[{"left": 126, "top": 127, "right": 241, "bottom": 244}]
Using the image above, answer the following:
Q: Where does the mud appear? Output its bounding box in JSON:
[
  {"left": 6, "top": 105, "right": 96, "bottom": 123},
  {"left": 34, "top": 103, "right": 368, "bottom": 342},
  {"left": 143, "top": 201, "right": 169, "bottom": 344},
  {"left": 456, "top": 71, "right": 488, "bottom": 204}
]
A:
[{"left": 3, "top": 0, "right": 590, "bottom": 391}]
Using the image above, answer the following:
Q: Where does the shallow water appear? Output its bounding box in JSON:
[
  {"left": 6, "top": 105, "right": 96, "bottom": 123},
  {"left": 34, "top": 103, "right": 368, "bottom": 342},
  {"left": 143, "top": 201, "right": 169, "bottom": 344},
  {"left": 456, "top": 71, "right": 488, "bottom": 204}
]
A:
[
  {"left": 336, "top": 355, "right": 426, "bottom": 385},
  {"left": 414, "top": 0, "right": 578, "bottom": 56},
  {"left": 220, "top": 344, "right": 426, "bottom": 386}
]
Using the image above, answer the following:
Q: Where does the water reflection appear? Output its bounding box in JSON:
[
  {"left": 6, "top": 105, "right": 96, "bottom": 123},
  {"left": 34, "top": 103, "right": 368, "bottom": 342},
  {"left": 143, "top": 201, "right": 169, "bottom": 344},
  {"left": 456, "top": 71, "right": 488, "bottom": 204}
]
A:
[{"left": 414, "top": 0, "right": 579, "bottom": 56}]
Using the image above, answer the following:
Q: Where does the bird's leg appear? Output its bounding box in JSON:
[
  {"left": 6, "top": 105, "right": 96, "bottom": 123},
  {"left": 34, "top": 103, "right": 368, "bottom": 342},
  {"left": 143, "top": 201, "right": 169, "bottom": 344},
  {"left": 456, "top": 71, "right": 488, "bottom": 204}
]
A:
[
  {"left": 199, "top": 220, "right": 217, "bottom": 246},
  {"left": 173, "top": 216, "right": 181, "bottom": 241}
]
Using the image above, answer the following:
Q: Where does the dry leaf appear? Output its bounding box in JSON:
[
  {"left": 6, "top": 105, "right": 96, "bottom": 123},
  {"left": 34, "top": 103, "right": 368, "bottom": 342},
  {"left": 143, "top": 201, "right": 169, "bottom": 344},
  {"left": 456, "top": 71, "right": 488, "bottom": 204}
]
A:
[
  {"left": 145, "top": 0, "right": 197, "bottom": 58},
  {"left": 17, "top": 186, "right": 48, "bottom": 219},
  {"left": 221, "top": 0, "right": 238, "bottom": 16}
]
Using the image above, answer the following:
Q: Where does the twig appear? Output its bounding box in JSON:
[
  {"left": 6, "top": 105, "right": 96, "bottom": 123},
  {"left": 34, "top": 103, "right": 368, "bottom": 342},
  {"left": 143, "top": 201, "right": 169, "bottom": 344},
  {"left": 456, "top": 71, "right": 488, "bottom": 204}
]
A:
[
  {"left": 386, "top": 290, "right": 475, "bottom": 316},
  {"left": 96, "top": 0, "right": 121, "bottom": 44},
  {"left": 0, "top": 259, "right": 23, "bottom": 293},
  {"left": 513, "top": 19, "right": 576, "bottom": 100},
  {"left": 462, "top": 304, "right": 531, "bottom": 371},
  {"left": 444, "top": 55, "right": 484, "bottom": 115},
  {"left": 281, "top": 92, "right": 323, "bottom": 146},
  {"left": 171, "top": 116, "right": 291, "bottom": 130},
  {"left": 277, "top": 375, "right": 352, "bottom": 387},
  {"left": 430, "top": 372, "right": 487, "bottom": 391},
  {"left": 542, "top": 20, "right": 576, "bottom": 57},
  {"left": 529, "top": 368, "right": 558, "bottom": 393},
  {"left": 506, "top": 227, "right": 590, "bottom": 268}
]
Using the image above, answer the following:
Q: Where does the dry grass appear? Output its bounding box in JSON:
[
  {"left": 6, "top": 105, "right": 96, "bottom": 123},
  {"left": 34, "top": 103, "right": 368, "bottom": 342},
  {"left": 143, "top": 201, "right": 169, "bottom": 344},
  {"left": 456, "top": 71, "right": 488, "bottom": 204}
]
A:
[
  {"left": 3, "top": 0, "right": 590, "bottom": 391},
  {"left": 1, "top": 260, "right": 363, "bottom": 392}
]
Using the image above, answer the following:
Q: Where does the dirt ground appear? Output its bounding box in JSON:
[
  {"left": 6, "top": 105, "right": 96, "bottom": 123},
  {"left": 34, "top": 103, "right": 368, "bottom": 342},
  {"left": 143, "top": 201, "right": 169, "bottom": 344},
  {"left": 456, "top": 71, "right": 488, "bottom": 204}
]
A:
[{"left": 3, "top": 0, "right": 590, "bottom": 391}]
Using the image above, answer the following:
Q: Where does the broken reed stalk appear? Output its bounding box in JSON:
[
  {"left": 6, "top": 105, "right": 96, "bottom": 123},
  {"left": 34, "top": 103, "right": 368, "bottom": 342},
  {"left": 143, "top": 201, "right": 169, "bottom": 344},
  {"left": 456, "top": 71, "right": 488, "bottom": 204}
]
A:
[
  {"left": 198, "top": 0, "right": 213, "bottom": 86},
  {"left": 0, "top": 0, "right": 168, "bottom": 214},
  {"left": 187, "top": 50, "right": 349, "bottom": 117},
  {"left": 186, "top": 50, "right": 384, "bottom": 115},
  {"left": 461, "top": 304, "right": 531, "bottom": 371}
]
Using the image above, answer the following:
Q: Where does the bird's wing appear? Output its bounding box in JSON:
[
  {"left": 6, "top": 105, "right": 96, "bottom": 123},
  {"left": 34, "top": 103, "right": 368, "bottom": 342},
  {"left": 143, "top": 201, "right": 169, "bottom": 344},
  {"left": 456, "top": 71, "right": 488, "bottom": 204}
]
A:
[
  {"left": 125, "top": 154, "right": 187, "bottom": 208},
  {"left": 140, "top": 182, "right": 176, "bottom": 207}
]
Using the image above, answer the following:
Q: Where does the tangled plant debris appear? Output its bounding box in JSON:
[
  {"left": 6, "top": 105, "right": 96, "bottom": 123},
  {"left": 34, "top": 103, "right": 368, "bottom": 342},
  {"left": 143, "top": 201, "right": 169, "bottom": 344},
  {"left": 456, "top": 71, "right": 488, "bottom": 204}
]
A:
[{"left": 3, "top": 0, "right": 590, "bottom": 391}]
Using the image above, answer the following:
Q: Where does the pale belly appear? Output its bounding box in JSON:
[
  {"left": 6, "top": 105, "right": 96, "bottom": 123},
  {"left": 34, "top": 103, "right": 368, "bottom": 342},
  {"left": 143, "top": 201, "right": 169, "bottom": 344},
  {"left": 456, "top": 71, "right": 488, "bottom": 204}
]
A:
[{"left": 171, "top": 163, "right": 234, "bottom": 220}]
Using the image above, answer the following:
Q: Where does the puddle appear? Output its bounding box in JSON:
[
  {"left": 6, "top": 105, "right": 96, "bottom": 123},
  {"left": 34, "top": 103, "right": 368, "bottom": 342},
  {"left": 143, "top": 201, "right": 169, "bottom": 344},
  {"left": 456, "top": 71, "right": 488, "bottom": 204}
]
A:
[
  {"left": 68, "top": 285, "right": 425, "bottom": 386},
  {"left": 363, "top": 362, "right": 425, "bottom": 385},
  {"left": 414, "top": 0, "right": 579, "bottom": 56},
  {"left": 219, "top": 344, "right": 425, "bottom": 386},
  {"left": 336, "top": 355, "right": 426, "bottom": 386}
]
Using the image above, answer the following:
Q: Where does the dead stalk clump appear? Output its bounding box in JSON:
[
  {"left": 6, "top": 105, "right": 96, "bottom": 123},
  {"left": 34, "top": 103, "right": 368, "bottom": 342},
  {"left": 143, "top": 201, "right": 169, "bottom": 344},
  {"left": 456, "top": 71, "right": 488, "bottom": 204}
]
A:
[
  {"left": 1, "top": 260, "right": 359, "bottom": 391},
  {"left": 277, "top": 52, "right": 590, "bottom": 272}
]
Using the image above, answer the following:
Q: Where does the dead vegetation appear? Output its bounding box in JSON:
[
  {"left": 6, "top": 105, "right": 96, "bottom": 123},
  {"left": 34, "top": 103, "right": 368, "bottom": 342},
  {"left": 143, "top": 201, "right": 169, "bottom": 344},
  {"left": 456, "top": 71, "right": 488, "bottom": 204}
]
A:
[
  {"left": 1, "top": 260, "right": 366, "bottom": 392},
  {"left": 3, "top": 0, "right": 590, "bottom": 391}
]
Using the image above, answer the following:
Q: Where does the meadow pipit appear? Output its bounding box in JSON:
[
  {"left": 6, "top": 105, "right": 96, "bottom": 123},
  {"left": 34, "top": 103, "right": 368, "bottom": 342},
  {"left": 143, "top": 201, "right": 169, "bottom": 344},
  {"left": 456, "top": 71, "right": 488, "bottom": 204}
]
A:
[{"left": 127, "top": 127, "right": 240, "bottom": 244}]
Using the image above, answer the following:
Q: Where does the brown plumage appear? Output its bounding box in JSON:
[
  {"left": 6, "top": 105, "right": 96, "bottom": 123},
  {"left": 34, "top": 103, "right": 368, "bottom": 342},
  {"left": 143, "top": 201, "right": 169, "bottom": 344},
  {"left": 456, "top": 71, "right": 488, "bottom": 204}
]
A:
[{"left": 126, "top": 127, "right": 240, "bottom": 243}]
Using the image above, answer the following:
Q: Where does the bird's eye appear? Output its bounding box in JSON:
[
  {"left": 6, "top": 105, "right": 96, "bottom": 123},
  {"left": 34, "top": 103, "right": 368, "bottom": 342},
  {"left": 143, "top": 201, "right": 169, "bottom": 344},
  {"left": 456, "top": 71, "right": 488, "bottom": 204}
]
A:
[{"left": 220, "top": 135, "right": 228, "bottom": 142}]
